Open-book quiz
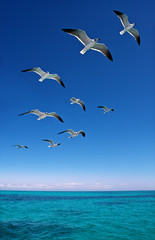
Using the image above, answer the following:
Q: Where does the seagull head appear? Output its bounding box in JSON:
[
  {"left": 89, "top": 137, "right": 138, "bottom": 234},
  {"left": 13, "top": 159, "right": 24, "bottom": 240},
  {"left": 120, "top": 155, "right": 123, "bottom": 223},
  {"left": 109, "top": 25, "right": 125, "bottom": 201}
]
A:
[{"left": 94, "top": 38, "right": 100, "bottom": 42}]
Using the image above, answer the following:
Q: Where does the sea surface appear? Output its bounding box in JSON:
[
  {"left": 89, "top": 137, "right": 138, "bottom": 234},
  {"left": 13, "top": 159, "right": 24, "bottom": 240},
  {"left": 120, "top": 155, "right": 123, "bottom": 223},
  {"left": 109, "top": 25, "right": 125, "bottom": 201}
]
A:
[{"left": 0, "top": 190, "right": 155, "bottom": 240}]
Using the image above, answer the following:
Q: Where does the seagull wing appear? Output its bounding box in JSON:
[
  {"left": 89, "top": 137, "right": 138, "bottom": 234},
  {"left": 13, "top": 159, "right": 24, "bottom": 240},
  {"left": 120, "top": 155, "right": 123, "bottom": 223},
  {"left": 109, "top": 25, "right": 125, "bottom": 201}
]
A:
[
  {"left": 78, "top": 100, "right": 86, "bottom": 111},
  {"left": 42, "top": 139, "right": 54, "bottom": 146},
  {"left": 70, "top": 97, "right": 76, "bottom": 102},
  {"left": 47, "top": 112, "right": 64, "bottom": 123},
  {"left": 113, "top": 10, "right": 130, "bottom": 28},
  {"left": 48, "top": 74, "right": 65, "bottom": 88},
  {"left": 79, "top": 130, "right": 85, "bottom": 137},
  {"left": 58, "top": 129, "right": 74, "bottom": 135},
  {"left": 62, "top": 29, "right": 91, "bottom": 45},
  {"left": 18, "top": 109, "right": 43, "bottom": 117},
  {"left": 91, "top": 43, "right": 113, "bottom": 61},
  {"left": 128, "top": 28, "right": 140, "bottom": 45},
  {"left": 21, "top": 67, "right": 45, "bottom": 77},
  {"left": 98, "top": 106, "right": 108, "bottom": 111}
]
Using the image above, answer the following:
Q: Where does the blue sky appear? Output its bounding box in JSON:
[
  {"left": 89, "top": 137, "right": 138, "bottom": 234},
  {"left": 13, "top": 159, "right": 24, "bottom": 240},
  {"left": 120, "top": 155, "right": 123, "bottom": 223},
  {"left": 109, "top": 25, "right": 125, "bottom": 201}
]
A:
[{"left": 0, "top": 0, "right": 154, "bottom": 191}]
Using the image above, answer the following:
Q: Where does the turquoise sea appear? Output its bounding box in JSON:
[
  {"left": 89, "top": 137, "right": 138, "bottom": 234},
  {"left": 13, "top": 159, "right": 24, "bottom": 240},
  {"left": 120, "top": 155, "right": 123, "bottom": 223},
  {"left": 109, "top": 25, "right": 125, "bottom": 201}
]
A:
[{"left": 0, "top": 190, "right": 155, "bottom": 240}]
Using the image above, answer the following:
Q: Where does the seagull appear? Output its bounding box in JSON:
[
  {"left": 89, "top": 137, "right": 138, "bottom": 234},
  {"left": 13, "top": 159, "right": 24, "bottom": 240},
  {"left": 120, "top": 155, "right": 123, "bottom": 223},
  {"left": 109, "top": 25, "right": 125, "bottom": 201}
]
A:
[
  {"left": 21, "top": 67, "right": 65, "bottom": 88},
  {"left": 97, "top": 106, "right": 114, "bottom": 113},
  {"left": 13, "top": 145, "right": 28, "bottom": 149},
  {"left": 42, "top": 139, "right": 60, "bottom": 148},
  {"left": 66, "top": 97, "right": 86, "bottom": 111},
  {"left": 18, "top": 109, "right": 64, "bottom": 122},
  {"left": 62, "top": 29, "right": 113, "bottom": 61},
  {"left": 58, "top": 129, "right": 85, "bottom": 138},
  {"left": 113, "top": 10, "right": 140, "bottom": 45}
]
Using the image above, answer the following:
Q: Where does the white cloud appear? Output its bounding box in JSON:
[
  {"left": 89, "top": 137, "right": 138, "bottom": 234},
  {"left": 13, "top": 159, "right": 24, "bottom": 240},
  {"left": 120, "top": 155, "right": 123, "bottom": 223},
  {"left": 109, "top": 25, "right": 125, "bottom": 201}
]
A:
[{"left": 0, "top": 182, "right": 154, "bottom": 191}]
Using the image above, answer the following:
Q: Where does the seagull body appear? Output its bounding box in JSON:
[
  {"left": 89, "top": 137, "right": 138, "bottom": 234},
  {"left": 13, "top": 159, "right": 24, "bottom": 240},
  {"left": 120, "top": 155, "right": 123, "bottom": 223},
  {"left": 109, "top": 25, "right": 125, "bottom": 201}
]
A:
[
  {"left": 113, "top": 10, "right": 140, "bottom": 45},
  {"left": 66, "top": 97, "right": 86, "bottom": 111},
  {"left": 98, "top": 106, "right": 114, "bottom": 113},
  {"left": 21, "top": 67, "right": 65, "bottom": 88},
  {"left": 58, "top": 129, "right": 85, "bottom": 138},
  {"left": 42, "top": 139, "right": 60, "bottom": 148},
  {"left": 62, "top": 29, "right": 113, "bottom": 61},
  {"left": 13, "top": 145, "right": 28, "bottom": 149},
  {"left": 18, "top": 109, "right": 64, "bottom": 122}
]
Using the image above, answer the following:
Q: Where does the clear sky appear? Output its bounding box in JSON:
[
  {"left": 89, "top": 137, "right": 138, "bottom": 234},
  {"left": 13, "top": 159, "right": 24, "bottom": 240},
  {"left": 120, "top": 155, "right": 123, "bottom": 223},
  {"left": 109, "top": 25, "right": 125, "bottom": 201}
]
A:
[{"left": 0, "top": 0, "right": 154, "bottom": 191}]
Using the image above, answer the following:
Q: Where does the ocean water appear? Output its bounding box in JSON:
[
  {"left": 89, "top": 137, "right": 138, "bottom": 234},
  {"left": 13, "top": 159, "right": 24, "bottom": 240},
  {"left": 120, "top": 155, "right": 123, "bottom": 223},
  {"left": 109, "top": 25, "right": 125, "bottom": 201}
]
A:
[{"left": 0, "top": 191, "right": 155, "bottom": 240}]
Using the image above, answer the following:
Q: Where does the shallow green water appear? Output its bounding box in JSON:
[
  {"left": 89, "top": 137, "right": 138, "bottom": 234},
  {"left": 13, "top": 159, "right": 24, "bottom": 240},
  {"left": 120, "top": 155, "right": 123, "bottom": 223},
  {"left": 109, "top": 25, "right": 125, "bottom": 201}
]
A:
[{"left": 0, "top": 191, "right": 155, "bottom": 239}]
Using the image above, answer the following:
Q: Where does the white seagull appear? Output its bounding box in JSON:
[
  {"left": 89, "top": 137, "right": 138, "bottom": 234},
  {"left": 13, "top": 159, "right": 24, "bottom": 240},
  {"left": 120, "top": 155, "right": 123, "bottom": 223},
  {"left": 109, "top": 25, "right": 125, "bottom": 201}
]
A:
[
  {"left": 62, "top": 29, "right": 113, "bottom": 61},
  {"left": 13, "top": 145, "right": 28, "bottom": 149},
  {"left": 21, "top": 67, "right": 65, "bottom": 88},
  {"left": 42, "top": 139, "right": 60, "bottom": 148},
  {"left": 58, "top": 129, "right": 85, "bottom": 138},
  {"left": 66, "top": 97, "right": 86, "bottom": 111},
  {"left": 18, "top": 109, "right": 64, "bottom": 122},
  {"left": 113, "top": 10, "right": 140, "bottom": 45},
  {"left": 97, "top": 106, "right": 114, "bottom": 113}
]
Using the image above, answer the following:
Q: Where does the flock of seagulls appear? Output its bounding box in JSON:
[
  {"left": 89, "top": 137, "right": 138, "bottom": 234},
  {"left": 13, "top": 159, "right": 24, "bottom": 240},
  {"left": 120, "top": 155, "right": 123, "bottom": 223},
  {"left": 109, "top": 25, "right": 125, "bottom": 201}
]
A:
[{"left": 14, "top": 10, "right": 140, "bottom": 149}]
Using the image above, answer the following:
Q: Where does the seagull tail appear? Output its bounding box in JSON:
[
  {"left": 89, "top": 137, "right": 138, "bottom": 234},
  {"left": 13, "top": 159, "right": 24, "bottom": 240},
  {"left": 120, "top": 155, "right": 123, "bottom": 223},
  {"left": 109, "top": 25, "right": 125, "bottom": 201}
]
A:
[
  {"left": 120, "top": 25, "right": 135, "bottom": 35},
  {"left": 120, "top": 29, "right": 126, "bottom": 35},
  {"left": 80, "top": 47, "right": 87, "bottom": 54},
  {"left": 39, "top": 78, "right": 44, "bottom": 82}
]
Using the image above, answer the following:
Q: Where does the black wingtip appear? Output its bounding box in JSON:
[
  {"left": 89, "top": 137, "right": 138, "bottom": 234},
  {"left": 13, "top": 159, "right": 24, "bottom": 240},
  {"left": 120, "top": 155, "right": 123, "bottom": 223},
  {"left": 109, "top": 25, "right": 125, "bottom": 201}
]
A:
[
  {"left": 113, "top": 10, "right": 123, "bottom": 15},
  {"left": 59, "top": 117, "right": 64, "bottom": 123},
  {"left": 107, "top": 51, "right": 113, "bottom": 61},
  {"left": 137, "top": 36, "right": 140, "bottom": 45},
  {"left": 62, "top": 29, "right": 76, "bottom": 34},
  {"left": 21, "top": 69, "right": 29, "bottom": 72},
  {"left": 62, "top": 29, "right": 70, "bottom": 32},
  {"left": 61, "top": 82, "right": 65, "bottom": 88}
]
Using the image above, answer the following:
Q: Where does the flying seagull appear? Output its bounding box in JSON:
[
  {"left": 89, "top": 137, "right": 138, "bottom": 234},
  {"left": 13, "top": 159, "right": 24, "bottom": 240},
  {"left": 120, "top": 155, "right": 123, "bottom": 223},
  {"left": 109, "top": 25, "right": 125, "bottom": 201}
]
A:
[
  {"left": 62, "top": 29, "right": 113, "bottom": 61},
  {"left": 13, "top": 145, "right": 28, "bottom": 149},
  {"left": 42, "top": 139, "right": 60, "bottom": 148},
  {"left": 58, "top": 129, "right": 85, "bottom": 138},
  {"left": 113, "top": 10, "right": 140, "bottom": 45},
  {"left": 66, "top": 97, "right": 86, "bottom": 111},
  {"left": 21, "top": 67, "right": 65, "bottom": 88},
  {"left": 18, "top": 109, "right": 64, "bottom": 122},
  {"left": 98, "top": 106, "right": 114, "bottom": 113}
]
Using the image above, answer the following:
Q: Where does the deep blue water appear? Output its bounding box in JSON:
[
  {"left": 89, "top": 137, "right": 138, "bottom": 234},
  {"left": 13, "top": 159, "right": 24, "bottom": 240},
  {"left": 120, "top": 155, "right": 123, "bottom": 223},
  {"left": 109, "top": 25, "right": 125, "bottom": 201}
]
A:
[{"left": 0, "top": 191, "right": 155, "bottom": 239}]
